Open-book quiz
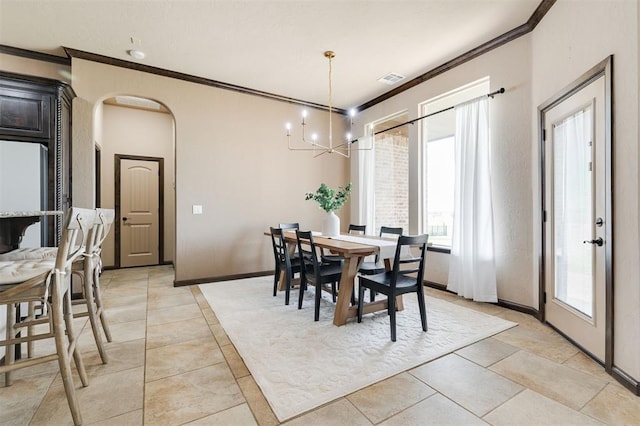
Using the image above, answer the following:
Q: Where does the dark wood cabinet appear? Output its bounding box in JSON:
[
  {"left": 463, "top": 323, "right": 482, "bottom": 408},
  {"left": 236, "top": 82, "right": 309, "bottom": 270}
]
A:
[
  {"left": 0, "top": 71, "right": 75, "bottom": 245},
  {"left": 0, "top": 87, "right": 51, "bottom": 140}
]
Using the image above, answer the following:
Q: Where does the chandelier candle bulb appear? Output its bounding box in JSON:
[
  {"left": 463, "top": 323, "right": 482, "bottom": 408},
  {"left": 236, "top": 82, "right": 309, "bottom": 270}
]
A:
[{"left": 286, "top": 51, "right": 372, "bottom": 158}]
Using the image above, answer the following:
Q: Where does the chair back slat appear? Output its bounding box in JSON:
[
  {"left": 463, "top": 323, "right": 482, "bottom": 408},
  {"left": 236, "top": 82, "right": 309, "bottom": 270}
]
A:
[
  {"left": 348, "top": 224, "right": 366, "bottom": 234},
  {"left": 390, "top": 234, "right": 428, "bottom": 289},
  {"left": 373, "top": 226, "right": 403, "bottom": 262},
  {"left": 88, "top": 208, "right": 115, "bottom": 256},
  {"left": 279, "top": 222, "right": 299, "bottom": 230},
  {"left": 55, "top": 208, "right": 95, "bottom": 271},
  {"left": 51, "top": 207, "right": 96, "bottom": 298},
  {"left": 380, "top": 226, "right": 403, "bottom": 237},
  {"left": 295, "top": 230, "right": 322, "bottom": 280},
  {"left": 270, "top": 227, "right": 293, "bottom": 268}
]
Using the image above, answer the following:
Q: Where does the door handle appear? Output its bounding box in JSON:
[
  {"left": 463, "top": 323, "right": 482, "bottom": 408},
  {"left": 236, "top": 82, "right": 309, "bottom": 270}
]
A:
[
  {"left": 583, "top": 237, "right": 603, "bottom": 246},
  {"left": 122, "top": 217, "right": 128, "bottom": 222}
]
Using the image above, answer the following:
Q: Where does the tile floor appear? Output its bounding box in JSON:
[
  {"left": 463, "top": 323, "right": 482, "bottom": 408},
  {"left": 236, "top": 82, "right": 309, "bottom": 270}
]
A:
[{"left": 2, "top": 265, "right": 640, "bottom": 425}]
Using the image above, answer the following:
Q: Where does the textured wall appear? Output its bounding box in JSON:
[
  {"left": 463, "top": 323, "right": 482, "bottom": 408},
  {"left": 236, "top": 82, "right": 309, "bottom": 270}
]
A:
[
  {"left": 531, "top": 0, "right": 639, "bottom": 382},
  {"left": 99, "top": 104, "right": 176, "bottom": 267},
  {"left": 70, "top": 58, "right": 349, "bottom": 282},
  {"left": 0, "top": 53, "right": 71, "bottom": 82},
  {"left": 351, "top": 35, "right": 534, "bottom": 306}
]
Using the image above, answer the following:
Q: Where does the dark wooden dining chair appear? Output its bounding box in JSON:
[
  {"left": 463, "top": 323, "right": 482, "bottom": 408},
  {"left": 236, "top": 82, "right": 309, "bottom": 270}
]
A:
[
  {"left": 270, "top": 227, "right": 300, "bottom": 305},
  {"left": 295, "top": 230, "right": 342, "bottom": 321},
  {"left": 359, "top": 226, "right": 403, "bottom": 301},
  {"left": 357, "top": 234, "right": 429, "bottom": 342},
  {"left": 359, "top": 226, "right": 403, "bottom": 275},
  {"left": 279, "top": 222, "right": 301, "bottom": 262}
]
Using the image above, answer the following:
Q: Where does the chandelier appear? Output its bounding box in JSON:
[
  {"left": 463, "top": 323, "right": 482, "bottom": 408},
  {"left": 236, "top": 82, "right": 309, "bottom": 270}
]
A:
[{"left": 286, "top": 51, "right": 372, "bottom": 158}]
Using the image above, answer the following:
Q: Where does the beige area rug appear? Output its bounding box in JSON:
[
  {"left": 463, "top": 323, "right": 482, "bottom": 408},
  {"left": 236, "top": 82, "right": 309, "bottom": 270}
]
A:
[{"left": 199, "top": 276, "right": 517, "bottom": 422}]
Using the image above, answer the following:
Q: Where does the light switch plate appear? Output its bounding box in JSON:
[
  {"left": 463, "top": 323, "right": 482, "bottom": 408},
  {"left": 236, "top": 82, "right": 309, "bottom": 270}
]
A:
[{"left": 192, "top": 205, "right": 203, "bottom": 214}]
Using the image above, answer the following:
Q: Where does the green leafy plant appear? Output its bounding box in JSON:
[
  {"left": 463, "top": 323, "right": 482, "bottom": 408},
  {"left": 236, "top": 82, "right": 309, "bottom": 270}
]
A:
[{"left": 305, "top": 183, "right": 352, "bottom": 212}]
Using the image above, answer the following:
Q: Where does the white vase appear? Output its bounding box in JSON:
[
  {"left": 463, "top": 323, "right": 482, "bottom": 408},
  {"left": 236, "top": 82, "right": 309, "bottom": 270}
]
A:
[{"left": 322, "top": 211, "right": 340, "bottom": 237}]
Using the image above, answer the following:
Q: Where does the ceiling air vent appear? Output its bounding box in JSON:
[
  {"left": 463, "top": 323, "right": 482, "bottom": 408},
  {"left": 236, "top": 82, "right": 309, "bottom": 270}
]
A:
[{"left": 377, "top": 72, "right": 405, "bottom": 85}]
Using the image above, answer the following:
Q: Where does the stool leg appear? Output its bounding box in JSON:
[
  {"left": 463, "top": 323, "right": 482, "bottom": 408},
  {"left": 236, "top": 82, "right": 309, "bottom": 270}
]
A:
[
  {"left": 93, "top": 263, "right": 112, "bottom": 342},
  {"left": 84, "top": 257, "right": 108, "bottom": 364},
  {"left": 63, "top": 288, "right": 88, "bottom": 387},
  {"left": 4, "top": 303, "right": 16, "bottom": 386},
  {"left": 52, "top": 292, "right": 83, "bottom": 426},
  {"left": 27, "top": 301, "right": 35, "bottom": 358}
]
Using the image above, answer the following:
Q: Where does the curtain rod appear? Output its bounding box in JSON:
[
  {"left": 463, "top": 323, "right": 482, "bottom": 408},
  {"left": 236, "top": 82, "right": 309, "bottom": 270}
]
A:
[{"left": 369, "top": 87, "right": 505, "bottom": 137}]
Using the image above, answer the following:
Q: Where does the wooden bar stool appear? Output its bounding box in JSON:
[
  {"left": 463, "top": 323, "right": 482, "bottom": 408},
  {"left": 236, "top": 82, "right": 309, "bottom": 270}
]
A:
[{"left": 0, "top": 207, "right": 95, "bottom": 426}]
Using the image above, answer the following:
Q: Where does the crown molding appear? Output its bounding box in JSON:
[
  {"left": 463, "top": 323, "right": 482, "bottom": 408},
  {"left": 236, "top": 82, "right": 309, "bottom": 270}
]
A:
[
  {"left": 0, "top": 0, "right": 554, "bottom": 115},
  {"left": 0, "top": 44, "right": 70, "bottom": 66},
  {"left": 63, "top": 47, "right": 343, "bottom": 114},
  {"left": 356, "top": 0, "right": 556, "bottom": 111}
]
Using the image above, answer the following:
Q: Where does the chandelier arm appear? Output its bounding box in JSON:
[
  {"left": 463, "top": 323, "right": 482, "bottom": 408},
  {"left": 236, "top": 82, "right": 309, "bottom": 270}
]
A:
[
  {"left": 288, "top": 136, "right": 332, "bottom": 151},
  {"left": 329, "top": 141, "right": 373, "bottom": 151}
]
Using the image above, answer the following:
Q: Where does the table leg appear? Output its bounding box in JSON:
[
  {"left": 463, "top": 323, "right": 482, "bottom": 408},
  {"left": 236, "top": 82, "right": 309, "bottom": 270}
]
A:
[
  {"left": 333, "top": 255, "right": 406, "bottom": 325},
  {"left": 333, "top": 256, "right": 361, "bottom": 326},
  {"left": 277, "top": 270, "right": 286, "bottom": 291}
]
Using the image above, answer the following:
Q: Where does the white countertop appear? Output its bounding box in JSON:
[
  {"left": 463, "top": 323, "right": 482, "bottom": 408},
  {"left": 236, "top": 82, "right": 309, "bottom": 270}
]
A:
[{"left": 0, "top": 211, "right": 63, "bottom": 218}]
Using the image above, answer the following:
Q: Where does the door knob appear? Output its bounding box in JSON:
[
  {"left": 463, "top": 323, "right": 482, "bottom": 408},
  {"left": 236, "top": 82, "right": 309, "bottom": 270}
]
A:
[
  {"left": 122, "top": 217, "right": 128, "bottom": 222},
  {"left": 583, "top": 237, "right": 603, "bottom": 246}
]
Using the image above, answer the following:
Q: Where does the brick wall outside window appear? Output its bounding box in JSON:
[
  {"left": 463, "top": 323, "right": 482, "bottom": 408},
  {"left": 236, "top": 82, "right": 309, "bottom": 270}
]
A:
[{"left": 374, "top": 134, "right": 409, "bottom": 234}]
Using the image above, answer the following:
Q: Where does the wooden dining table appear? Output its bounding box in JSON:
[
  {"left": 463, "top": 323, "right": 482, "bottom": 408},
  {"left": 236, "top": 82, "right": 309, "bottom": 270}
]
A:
[{"left": 266, "top": 230, "right": 402, "bottom": 326}]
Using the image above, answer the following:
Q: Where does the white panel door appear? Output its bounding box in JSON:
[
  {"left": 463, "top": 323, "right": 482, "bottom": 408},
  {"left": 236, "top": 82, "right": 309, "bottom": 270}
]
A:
[{"left": 120, "top": 158, "right": 159, "bottom": 267}]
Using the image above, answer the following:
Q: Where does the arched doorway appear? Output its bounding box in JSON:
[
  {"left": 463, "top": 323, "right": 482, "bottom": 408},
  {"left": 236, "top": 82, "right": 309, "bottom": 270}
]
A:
[{"left": 94, "top": 94, "right": 176, "bottom": 269}]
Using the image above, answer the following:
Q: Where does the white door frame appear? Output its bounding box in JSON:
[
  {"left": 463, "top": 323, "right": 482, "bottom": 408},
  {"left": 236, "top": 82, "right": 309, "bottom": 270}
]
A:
[
  {"left": 538, "top": 56, "right": 613, "bottom": 371},
  {"left": 115, "top": 154, "right": 164, "bottom": 268}
]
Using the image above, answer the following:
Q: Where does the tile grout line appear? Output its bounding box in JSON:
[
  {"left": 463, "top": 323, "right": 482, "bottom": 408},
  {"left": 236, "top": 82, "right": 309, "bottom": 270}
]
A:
[
  {"left": 192, "top": 284, "right": 265, "bottom": 425},
  {"left": 142, "top": 270, "right": 150, "bottom": 426}
]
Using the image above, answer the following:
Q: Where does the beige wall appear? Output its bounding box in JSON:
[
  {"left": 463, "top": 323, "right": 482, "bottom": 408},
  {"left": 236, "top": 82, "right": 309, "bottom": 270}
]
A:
[
  {"left": 2, "top": 0, "right": 637, "bottom": 381},
  {"left": 0, "top": 53, "right": 71, "bottom": 82},
  {"left": 99, "top": 104, "right": 176, "bottom": 267},
  {"left": 70, "top": 58, "right": 349, "bottom": 281},
  {"left": 531, "top": 0, "right": 639, "bottom": 381},
  {"left": 351, "top": 35, "right": 534, "bottom": 306},
  {"left": 351, "top": 0, "right": 639, "bottom": 381}
]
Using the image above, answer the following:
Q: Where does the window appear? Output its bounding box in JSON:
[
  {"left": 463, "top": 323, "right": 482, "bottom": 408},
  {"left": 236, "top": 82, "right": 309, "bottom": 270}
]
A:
[
  {"left": 360, "top": 111, "right": 409, "bottom": 235},
  {"left": 420, "top": 78, "right": 490, "bottom": 248}
]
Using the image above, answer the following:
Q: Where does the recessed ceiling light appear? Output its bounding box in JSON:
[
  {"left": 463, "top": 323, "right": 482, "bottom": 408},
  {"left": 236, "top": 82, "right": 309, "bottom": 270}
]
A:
[
  {"left": 127, "top": 49, "right": 145, "bottom": 60},
  {"left": 378, "top": 72, "right": 405, "bottom": 85}
]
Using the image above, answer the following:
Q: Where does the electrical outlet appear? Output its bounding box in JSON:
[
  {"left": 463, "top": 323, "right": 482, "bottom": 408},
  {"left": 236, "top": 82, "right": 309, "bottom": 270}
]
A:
[{"left": 192, "top": 205, "right": 203, "bottom": 214}]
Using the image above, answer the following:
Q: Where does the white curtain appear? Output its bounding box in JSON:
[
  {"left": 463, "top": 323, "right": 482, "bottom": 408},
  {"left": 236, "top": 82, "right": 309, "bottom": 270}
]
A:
[
  {"left": 358, "top": 135, "right": 376, "bottom": 235},
  {"left": 447, "top": 97, "right": 497, "bottom": 302},
  {"left": 553, "top": 108, "right": 593, "bottom": 315}
]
